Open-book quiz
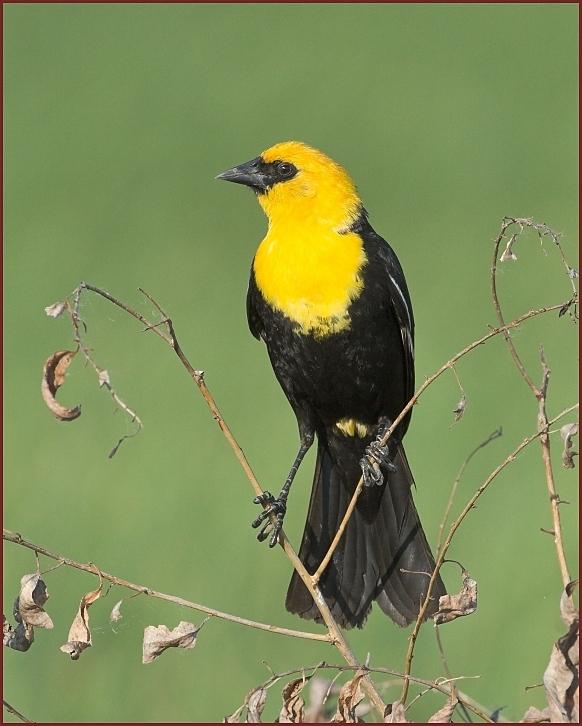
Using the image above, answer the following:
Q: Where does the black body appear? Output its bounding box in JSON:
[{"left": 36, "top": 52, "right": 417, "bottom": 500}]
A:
[{"left": 247, "top": 211, "right": 445, "bottom": 628}]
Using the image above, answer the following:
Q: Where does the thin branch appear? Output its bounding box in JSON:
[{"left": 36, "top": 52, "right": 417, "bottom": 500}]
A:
[
  {"left": 312, "top": 298, "right": 573, "bottom": 585},
  {"left": 400, "top": 402, "right": 579, "bottom": 703},
  {"left": 2, "top": 700, "right": 34, "bottom": 724},
  {"left": 68, "top": 287, "right": 143, "bottom": 458},
  {"left": 74, "top": 282, "right": 387, "bottom": 717},
  {"left": 2, "top": 529, "right": 329, "bottom": 644},
  {"left": 436, "top": 427, "right": 503, "bottom": 556},
  {"left": 537, "top": 350, "right": 571, "bottom": 587}
]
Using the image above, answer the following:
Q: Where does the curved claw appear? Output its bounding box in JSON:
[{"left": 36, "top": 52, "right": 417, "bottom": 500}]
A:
[{"left": 251, "top": 490, "right": 287, "bottom": 545}]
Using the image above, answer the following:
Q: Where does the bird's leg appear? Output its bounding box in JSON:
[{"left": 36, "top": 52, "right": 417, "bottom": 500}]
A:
[
  {"left": 360, "top": 418, "right": 398, "bottom": 487},
  {"left": 251, "top": 432, "right": 314, "bottom": 548}
]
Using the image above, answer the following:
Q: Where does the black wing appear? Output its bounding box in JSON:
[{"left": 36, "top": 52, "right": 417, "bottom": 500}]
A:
[
  {"left": 246, "top": 264, "right": 263, "bottom": 340},
  {"left": 354, "top": 212, "right": 415, "bottom": 407}
]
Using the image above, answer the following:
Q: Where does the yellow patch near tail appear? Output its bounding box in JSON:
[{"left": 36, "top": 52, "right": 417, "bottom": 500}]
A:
[{"left": 335, "top": 418, "right": 372, "bottom": 438}]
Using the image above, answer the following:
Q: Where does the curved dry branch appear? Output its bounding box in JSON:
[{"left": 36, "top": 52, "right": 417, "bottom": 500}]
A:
[{"left": 2, "top": 528, "right": 329, "bottom": 643}]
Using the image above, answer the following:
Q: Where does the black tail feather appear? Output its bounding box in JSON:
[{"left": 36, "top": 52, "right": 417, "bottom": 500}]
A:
[{"left": 285, "top": 434, "right": 446, "bottom": 629}]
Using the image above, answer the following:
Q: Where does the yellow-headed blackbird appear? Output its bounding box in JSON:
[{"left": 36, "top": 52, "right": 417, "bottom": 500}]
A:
[{"left": 217, "top": 141, "right": 445, "bottom": 628}]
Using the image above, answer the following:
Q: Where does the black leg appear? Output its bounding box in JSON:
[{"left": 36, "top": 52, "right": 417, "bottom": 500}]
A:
[
  {"left": 252, "top": 433, "right": 314, "bottom": 548},
  {"left": 360, "top": 419, "right": 398, "bottom": 488}
]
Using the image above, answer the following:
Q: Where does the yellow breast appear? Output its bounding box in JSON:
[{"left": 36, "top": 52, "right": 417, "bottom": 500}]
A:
[{"left": 253, "top": 222, "right": 367, "bottom": 337}]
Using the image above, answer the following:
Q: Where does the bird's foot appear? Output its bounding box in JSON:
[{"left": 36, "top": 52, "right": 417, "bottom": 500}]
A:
[
  {"left": 360, "top": 424, "right": 397, "bottom": 487},
  {"left": 251, "top": 491, "right": 287, "bottom": 548}
]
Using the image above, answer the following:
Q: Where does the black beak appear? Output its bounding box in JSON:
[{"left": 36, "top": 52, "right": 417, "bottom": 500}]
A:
[{"left": 215, "top": 157, "right": 269, "bottom": 193}]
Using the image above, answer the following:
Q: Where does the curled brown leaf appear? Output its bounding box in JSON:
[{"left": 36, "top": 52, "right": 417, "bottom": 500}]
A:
[
  {"left": 246, "top": 687, "right": 267, "bottom": 723},
  {"left": 60, "top": 583, "right": 102, "bottom": 660},
  {"left": 142, "top": 618, "right": 208, "bottom": 665},
  {"left": 560, "top": 423, "right": 578, "bottom": 469},
  {"left": 332, "top": 672, "right": 366, "bottom": 723},
  {"left": 41, "top": 350, "right": 81, "bottom": 421},
  {"left": 18, "top": 574, "right": 53, "bottom": 629},
  {"left": 434, "top": 571, "right": 477, "bottom": 625},
  {"left": 279, "top": 677, "right": 309, "bottom": 723}
]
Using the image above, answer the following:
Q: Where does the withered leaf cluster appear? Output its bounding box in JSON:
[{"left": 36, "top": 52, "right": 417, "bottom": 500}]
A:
[
  {"left": 225, "top": 673, "right": 459, "bottom": 724},
  {"left": 3, "top": 573, "right": 54, "bottom": 652}
]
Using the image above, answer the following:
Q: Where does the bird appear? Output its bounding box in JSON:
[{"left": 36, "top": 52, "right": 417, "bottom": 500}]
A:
[{"left": 216, "top": 141, "right": 446, "bottom": 629}]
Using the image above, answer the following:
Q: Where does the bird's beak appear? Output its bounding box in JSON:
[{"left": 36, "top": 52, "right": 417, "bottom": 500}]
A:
[{"left": 215, "top": 157, "right": 269, "bottom": 193}]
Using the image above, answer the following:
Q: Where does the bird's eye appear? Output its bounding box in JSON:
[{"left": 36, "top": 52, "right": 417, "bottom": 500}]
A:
[{"left": 277, "top": 161, "right": 296, "bottom": 178}]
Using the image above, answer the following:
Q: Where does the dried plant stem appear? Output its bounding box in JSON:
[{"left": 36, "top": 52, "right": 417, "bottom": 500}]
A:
[
  {"left": 67, "top": 283, "right": 387, "bottom": 717},
  {"left": 490, "top": 220, "right": 576, "bottom": 588},
  {"left": 537, "top": 351, "right": 571, "bottom": 588},
  {"left": 2, "top": 700, "right": 34, "bottom": 724},
  {"left": 436, "top": 427, "right": 503, "bottom": 556},
  {"left": 235, "top": 661, "right": 494, "bottom": 723},
  {"left": 400, "top": 402, "right": 578, "bottom": 703},
  {"left": 312, "top": 299, "right": 571, "bottom": 585},
  {"left": 2, "top": 528, "right": 328, "bottom": 643}
]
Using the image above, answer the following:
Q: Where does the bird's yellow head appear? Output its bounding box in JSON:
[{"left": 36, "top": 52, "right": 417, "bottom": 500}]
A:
[{"left": 216, "top": 141, "right": 361, "bottom": 231}]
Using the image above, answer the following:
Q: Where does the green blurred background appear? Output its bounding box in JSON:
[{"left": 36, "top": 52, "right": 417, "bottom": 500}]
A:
[{"left": 4, "top": 3, "right": 578, "bottom": 722}]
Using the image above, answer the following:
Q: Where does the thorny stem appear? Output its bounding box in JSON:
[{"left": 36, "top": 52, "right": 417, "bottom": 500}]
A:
[
  {"left": 2, "top": 529, "right": 329, "bottom": 644},
  {"left": 72, "top": 283, "right": 388, "bottom": 717},
  {"left": 312, "top": 298, "right": 573, "bottom": 585},
  {"left": 399, "top": 402, "right": 579, "bottom": 703}
]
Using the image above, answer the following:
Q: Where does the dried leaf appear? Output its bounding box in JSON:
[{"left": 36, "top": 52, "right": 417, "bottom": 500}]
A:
[
  {"left": 567, "top": 266, "right": 578, "bottom": 279},
  {"left": 60, "top": 583, "right": 102, "bottom": 660},
  {"left": 452, "top": 393, "right": 467, "bottom": 422},
  {"left": 279, "top": 677, "right": 309, "bottom": 723},
  {"left": 428, "top": 696, "right": 458, "bottom": 722},
  {"left": 500, "top": 233, "right": 518, "bottom": 262},
  {"left": 246, "top": 687, "right": 267, "bottom": 723},
  {"left": 520, "top": 706, "right": 551, "bottom": 722},
  {"left": 543, "top": 582, "right": 579, "bottom": 723},
  {"left": 18, "top": 574, "right": 53, "bottom": 629},
  {"left": 560, "top": 423, "right": 578, "bottom": 469},
  {"left": 332, "top": 672, "right": 365, "bottom": 723},
  {"left": 41, "top": 350, "right": 81, "bottom": 421},
  {"left": 109, "top": 600, "right": 123, "bottom": 623},
  {"left": 434, "top": 571, "right": 477, "bottom": 624},
  {"left": 3, "top": 613, "right": 34, "bottom": 652},
  {"left": 44, "top": 300, "right": 66, "bottom": 318},
  {"left": 142, "top": 619, "right": 208, "bottom": 665},
  {"left": 384, "top": 700, "right": 408, "bottom": 723}
]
